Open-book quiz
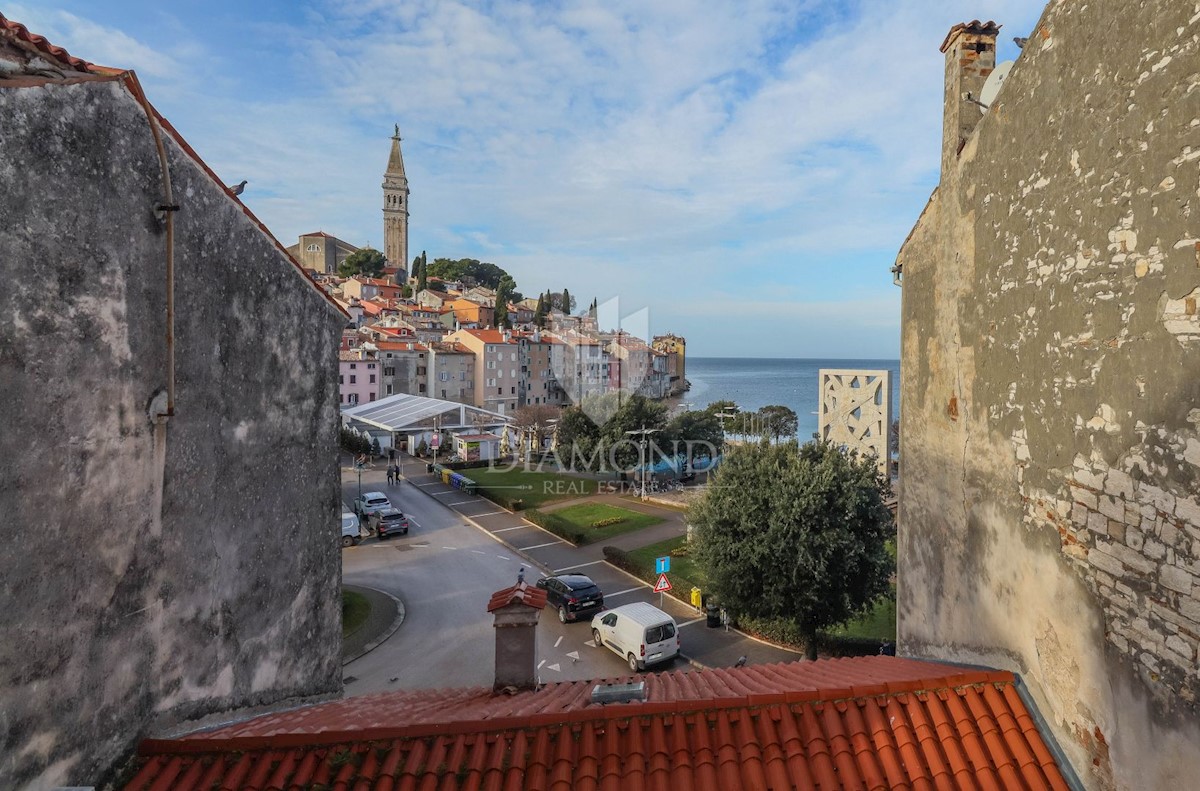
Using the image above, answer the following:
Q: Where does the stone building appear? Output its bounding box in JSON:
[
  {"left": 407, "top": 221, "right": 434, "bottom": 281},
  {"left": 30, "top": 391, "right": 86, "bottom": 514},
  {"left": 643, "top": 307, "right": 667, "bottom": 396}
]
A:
[
  {"left": 383, "top": 125, "right": 410, "bottom": 268},
  {"left": 286, "top": 230, "right": 358, "bottom": 274},
  {"left": 0, "top": 16, "right": 348, "bottom": 789},
  {"left": 893, "top": 6, "right": 1200, "bottom": 789}
]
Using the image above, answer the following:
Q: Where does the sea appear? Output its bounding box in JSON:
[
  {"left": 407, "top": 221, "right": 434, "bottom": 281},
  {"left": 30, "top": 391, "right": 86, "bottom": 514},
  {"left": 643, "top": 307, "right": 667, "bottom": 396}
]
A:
[{"left": 678, "top": 357, "right": 901, "bottom": 441}]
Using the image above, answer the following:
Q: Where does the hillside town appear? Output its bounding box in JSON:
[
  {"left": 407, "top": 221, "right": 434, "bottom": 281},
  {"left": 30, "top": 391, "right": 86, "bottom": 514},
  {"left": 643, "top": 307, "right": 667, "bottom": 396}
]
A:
[{"left": 292, "top": 129, "right": 687, "bottom": 426}]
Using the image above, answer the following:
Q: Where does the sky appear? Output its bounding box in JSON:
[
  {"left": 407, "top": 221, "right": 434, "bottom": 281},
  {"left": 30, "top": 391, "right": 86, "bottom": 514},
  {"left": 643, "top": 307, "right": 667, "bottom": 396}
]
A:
[{"left": 10, "top": 0, "right": 1048, "bottom": 358}]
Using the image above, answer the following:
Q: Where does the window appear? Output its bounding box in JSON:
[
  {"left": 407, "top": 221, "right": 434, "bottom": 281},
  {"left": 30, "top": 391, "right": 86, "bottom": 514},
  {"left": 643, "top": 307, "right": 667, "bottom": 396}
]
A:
[
  {"left": 339, "top": 375, "right": 344, "bottom": 384},
  {"left": 419, "top": 384, "right": 426, "bottom": 393},
  {"left": 307, "top": 243, "right": 320, "bottom": 252},
  {"left": 487, "top": 360, "right": 496, "bottom": 370},
  {"left": 369, "top": 392, "right": 375, "bottom": 401},
  {"left": 440, "top": 372, "right": 449, "bottom": 381},
  {"left": 350, "top": 363, "right": 357, "bottom": 370},
  {"left": 368, "top": 363, "right": 375, "bottom": 369},
  {"left": 369, "top": 374, "right": 376, "bottom": 383},
  {"left": 350, "top": 375, "right": 357, "bottom": 384},
  {"left": 348, "top": 393, "right": 359, "bottom": 405},
  {"left": 417, "top": 367, "right": 427, "bottom": 376},
  {"left": 511, "top": 352, "right": 517, "bottom": 361},
  {"left": 487, "top": 378, "right": 496, "bottom": 387},
  {"left": 511, "top": 369, "right": 516, "bottom": 378},
  {"left": 384, "top": 367, "right": 395, "bottom": 376},
  {"left": 497, "top": 387, "right": 503, "bottom": 394},
  {"left": 386, "top": 384, "right": 393, "bottom": 395},
  {"left": 511, "top": 387, "right": 516, "bottom": 394}
]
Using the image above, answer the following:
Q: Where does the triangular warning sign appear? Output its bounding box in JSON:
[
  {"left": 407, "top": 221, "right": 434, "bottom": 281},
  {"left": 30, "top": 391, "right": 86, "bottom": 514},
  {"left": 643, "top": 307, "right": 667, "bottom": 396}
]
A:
[{"left": 653, "top": 573, "right": 672, "bottom": 593}]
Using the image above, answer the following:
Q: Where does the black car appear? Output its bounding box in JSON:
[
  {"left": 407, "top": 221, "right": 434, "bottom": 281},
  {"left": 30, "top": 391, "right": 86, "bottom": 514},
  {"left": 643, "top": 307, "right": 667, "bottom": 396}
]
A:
[
  {"left": 535, "top": 574, "right": 604, "bottom": 623},
  {"left": 370, "top": 507, "right": 410, "bottom": 539}
]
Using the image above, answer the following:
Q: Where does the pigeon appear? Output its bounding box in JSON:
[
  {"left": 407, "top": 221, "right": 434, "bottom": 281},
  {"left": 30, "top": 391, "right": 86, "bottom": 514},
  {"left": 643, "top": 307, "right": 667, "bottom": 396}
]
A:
[
  {"left": 229, "top": 179, "right": 247, "bottom": 196},
  {"left": 518, "top": 566, "right": 526, "bottom": 584},
  {"left": 1013, "top": 36, "right": 1028, "bottom": 48},
  {"left": 734, "top": 656, "right": 747, "bottom": 668}
]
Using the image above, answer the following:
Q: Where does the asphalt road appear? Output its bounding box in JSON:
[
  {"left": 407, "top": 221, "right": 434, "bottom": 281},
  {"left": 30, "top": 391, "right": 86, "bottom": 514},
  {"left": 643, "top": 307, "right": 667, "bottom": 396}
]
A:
[
  {"left": 340, "top": 464, "right": 657, "bottom": 696},
  {"left": 340, "top": 455, "right": 800, "bottom": 696}
]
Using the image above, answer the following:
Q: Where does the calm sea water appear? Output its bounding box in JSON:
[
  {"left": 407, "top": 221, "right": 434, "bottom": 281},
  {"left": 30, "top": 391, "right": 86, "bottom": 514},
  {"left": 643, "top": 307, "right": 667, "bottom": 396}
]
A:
[{"left": 680, "top": 357, "right": 901, "bottom": 440}]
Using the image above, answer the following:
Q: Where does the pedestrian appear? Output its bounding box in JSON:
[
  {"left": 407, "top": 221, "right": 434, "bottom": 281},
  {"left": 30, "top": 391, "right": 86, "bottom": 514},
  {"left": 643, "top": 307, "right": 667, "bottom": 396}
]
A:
[
  {"left": 392, "top": 464, "right": 400, "bottom": 484},
  {"left": 386, "top": 466, "right": 394, "bottom": 486}
]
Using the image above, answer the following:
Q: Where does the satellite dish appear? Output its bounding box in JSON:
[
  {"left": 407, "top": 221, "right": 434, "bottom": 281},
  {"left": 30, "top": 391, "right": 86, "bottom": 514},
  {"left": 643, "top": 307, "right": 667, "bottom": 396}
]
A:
[{"left": 979, "top": 60, "right": 1014, "bottom": 110}]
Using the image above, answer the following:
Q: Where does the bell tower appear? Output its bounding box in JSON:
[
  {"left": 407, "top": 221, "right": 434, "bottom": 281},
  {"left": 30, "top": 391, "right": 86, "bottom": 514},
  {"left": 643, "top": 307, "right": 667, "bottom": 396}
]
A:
[{"left": 382, "top": 124, "right": 409, "bottom": 269}]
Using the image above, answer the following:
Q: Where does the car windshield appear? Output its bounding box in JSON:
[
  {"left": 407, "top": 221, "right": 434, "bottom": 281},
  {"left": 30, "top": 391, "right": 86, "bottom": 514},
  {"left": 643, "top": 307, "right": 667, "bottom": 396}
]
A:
[{"left": 645, "top": 623, "right": 676, "bottom": 643}]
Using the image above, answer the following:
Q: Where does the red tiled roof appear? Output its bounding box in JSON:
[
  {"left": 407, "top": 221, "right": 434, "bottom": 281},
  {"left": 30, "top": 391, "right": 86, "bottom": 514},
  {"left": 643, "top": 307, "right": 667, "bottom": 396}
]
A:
[
  {"left": 0, "top": 13, "right": 106, "bottom": 73},
  {"left": 486, "top": 581, "right": 548, "bottom": 613},
  {"left": 122, "top": 658, "right": 1072, "bottom": 791},
  {"left": 460, "top": 329, "right": 516, "bottom": 344},
  {"left": 939, "top": 19, "right": 1001, "bottom": 52}
]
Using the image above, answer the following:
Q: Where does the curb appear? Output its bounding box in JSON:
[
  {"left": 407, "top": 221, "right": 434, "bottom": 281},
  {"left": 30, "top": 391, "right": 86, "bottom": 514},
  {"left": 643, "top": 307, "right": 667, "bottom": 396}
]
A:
[{"left": 342, "top": 586, "right": 406, "bottom": 666}]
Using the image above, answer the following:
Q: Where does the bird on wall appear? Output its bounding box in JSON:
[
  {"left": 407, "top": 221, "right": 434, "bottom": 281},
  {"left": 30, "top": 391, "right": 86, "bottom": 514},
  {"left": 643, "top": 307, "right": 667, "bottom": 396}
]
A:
[
  {"left": 734, "top": 656, "right": 747, "bottom": 668},
  {"left": 229, "top": 179, "right": 247, "bottom": 195},
  {"left": 1013, "top": 36, "right": 1028, "bottom": 48}
]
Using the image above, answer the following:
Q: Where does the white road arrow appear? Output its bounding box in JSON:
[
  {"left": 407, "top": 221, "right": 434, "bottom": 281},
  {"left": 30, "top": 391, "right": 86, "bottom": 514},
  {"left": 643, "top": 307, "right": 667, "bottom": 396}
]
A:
[
  {"left": 566, "top": 651, "right": 580, "bottom": 661},
  {"left": 546, "top": 663, "right": 561, "bottom": 672}
]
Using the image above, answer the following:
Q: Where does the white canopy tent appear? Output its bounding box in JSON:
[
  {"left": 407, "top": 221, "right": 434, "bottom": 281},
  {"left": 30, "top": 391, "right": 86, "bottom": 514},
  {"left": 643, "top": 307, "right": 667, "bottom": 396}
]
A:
[{"left": 341, "top": 393, "right": 512, "bottom": 456}]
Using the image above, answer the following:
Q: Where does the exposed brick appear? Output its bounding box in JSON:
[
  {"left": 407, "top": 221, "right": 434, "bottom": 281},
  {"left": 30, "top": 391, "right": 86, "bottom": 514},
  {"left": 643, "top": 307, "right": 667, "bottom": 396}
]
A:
[
  {"left": 1127, "top": 527, "right": 1145, "bottom": 552},
  {"left": 1106, "top": 541, "right": 1158, "bottom": 575},
  {"left": 1161, "top": 521, "right": 1181, "bottom": 547},
  {"left": 1088, "top": 510, "right": 1109, "bottom": 535},
  {"left": 1071, "top": 502, "right": 1088, "bottom": 525},
  {"left": 1105, "top": 469, "right": 1135, "bottom": 499},
  {"left": 1177, "top": 497, "right": 1200, "bottom": 527},
  {"left": 1108, "top": 519, "right": 1127, "bottom": 543},
  {"left": 1161, "top": 565, "right": 1195, "bottom": 594},
  {"left": 1181, "top": 597, "right": 1200, "bottom": 624},
  {"left": 1099, "top": 495, "right": 1125, "bottom": 521},
  {"left": 1073, "top": 488, "right": 1098, "bottom": 510},
  {"left": 1141, "top": 484, "right": 1177, "bottom": 514}
]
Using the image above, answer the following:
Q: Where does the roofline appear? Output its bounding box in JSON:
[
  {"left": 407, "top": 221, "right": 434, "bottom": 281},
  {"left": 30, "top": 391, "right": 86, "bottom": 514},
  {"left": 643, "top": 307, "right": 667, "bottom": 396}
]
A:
[{"left": 142, "top": 668, "right": 1015, "bottom": 755}]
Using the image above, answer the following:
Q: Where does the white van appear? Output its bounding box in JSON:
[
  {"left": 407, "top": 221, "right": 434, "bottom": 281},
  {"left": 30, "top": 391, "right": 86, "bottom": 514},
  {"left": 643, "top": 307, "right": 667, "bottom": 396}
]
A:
[
  {"left": 340, "top": 512, "right": 362, "bottom": 548},
  {"left": 591, "top": 602, "right": 680, "bottom": 672}
]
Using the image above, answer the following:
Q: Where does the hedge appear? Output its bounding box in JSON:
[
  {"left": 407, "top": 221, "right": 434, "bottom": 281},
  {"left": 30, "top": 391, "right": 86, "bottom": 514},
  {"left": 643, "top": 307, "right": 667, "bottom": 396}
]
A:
[
  {"left": 602, "top": 546, "right": 890, "bottom": 656},
  {"left": 525, "top": 509, "right": 584, "bottom": 544},
  {"left": 475, "top": 485, "right": 526, "bottom": 511}
]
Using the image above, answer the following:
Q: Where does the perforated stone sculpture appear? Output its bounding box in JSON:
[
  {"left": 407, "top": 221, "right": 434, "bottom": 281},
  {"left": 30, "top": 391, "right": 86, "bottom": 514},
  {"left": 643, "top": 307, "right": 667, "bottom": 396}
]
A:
[{"left": 818, "top": 370, "right": 891, "bottom": 475}]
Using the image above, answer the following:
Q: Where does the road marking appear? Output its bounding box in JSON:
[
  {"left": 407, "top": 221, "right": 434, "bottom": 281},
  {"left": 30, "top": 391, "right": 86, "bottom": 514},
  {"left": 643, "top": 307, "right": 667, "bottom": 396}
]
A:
[
  {"left": 554, "top": 636, "right": 563, "bottom": 648},
  {"left": 493, "top": 526, "right": 527, "bottom": 533},
  {"left": 537, "top": 660, "right": 546, "bottom": 670},
  {"left": 472, "top": 550, "right": 487, "bottom": 555},
  {"left": 678, "top": 616, "right": 706, "bottom": 627},
  {"left": 554, "top": 560, "right": 604, "bottom": 573},
  {"left": 412, "top": 542, "right": 430, "bottom": 547},
  {"left": 415, "top": 482, "right": 442, "bottom": 487},
  {"left": 471, "top": 511, "right": 506, "bottom": 517},
  {"left": 546, "top": 663, "right": 561, "bottom": 672},
  {"left": 519, "top": 541, "right": 563, "bottom": 550},
  {"left": 446, "top": 500, "right": 476, "bottom": 506},
  {"left": 431, "top": 490, "right": 460, "bottom": 497},
  {"left": 604, "top": 586, "right": 645, "bottom": 598},
  {"left": 497, "top": 555, "right": 511, "bottom": 560},
  {"left": 442, "top": 546, "right": 457, "bottom": 550},
  {"left": 566, "top": 650, "right": 580, "bottom": 661}
]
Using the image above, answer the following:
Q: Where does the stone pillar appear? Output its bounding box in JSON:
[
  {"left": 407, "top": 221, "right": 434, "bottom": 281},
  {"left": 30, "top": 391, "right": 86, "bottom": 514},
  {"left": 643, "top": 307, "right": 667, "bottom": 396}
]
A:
[{"left": 940, "top": 20, "right": 1000, "bottom": 171}]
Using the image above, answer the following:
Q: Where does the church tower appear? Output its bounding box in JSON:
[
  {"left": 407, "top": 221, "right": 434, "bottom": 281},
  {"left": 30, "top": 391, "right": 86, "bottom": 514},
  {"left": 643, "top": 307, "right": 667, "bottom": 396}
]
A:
[{"left": 382, "top": 124, "right": 409, "bottom": 269}]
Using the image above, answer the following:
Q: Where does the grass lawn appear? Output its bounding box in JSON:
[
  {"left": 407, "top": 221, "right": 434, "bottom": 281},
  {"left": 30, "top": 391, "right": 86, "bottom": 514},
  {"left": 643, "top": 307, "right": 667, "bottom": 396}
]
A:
[
  {"left": 552, "top": 502, "right": 663, "bottom": 543},
  {"left": 342, "top": 589, "right": 370, "bottom": 638},
  {"left": 627, "top": 535, "right": 706, "bottom": 589},
  {"left": 826, "top": 595, "right": 897, "bottom": 641},
  {"left": 469, "top": 465, "right": 597, "bottom": 508}
]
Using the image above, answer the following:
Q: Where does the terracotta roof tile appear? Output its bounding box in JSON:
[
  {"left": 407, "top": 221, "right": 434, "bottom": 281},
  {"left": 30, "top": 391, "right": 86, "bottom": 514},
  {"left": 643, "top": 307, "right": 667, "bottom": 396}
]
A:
[
  {"left": 123, "top": 658, "right": 1074, "bottom": 791},
  {"left": 0, "top": 13, "right": 104, "bottom": 72},
  {"left": 486, "top": 581, "right": 548, "bottom": 613},
  {"left": 939, "top": 19, "right": 1001, "bottom": 52}
]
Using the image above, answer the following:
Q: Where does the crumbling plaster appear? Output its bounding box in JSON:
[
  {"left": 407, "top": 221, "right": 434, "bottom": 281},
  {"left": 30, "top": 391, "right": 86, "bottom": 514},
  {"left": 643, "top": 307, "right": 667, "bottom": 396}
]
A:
[
  {"left": 897, "top": 2, "right": 1200, "bottom": 789},
  {"left": 0, "top": 77, "right": 346, "bottom": 789}
]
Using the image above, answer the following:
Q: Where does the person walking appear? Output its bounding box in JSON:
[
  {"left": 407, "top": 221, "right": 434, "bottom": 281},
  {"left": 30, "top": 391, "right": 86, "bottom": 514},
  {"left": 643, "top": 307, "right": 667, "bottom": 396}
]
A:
[
  {"left": 392, "top": 464, "right": 400, "bottom": 484},
  {"left": 386, "top": 466, "right": 395, "bottom": 486}
]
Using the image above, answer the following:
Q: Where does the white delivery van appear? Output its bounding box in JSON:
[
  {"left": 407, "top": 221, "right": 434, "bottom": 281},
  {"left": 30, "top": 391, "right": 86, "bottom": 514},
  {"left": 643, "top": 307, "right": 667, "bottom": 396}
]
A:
[
  {"left": 591, "top": 602, "right": 680, "bottom": 672},
  {"left": 340, "top": 512, "right": 362, "bottom": 547}
]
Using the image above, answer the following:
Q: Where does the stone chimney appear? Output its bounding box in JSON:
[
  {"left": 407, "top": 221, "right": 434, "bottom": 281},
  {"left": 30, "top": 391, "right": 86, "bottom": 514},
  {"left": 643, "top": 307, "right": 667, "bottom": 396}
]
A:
[
  {"left": 487, "top": 576, "right": 547, "bottom": 693},
  {"left": 940, "top": 20, "right": 1000, "bottom": 171}
]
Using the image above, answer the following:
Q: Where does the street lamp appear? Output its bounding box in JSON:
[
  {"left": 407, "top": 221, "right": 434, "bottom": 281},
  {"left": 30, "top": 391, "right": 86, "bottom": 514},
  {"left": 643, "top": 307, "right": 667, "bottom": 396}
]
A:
[{"left": 625, "top": 426, "right": 660, "bottom": 499}]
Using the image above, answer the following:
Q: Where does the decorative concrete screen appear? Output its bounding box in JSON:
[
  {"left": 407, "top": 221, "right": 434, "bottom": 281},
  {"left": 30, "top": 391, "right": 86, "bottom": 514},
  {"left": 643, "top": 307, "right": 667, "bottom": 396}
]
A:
[{"left": 818, "top": 370, "right": 891, "bottom": 475}]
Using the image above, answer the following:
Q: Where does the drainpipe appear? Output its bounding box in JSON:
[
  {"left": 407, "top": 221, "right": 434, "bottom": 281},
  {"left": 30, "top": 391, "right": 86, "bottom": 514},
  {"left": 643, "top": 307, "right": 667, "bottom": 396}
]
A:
[{"left": 127, "top": 72, "right": 176, "bottom": 418}]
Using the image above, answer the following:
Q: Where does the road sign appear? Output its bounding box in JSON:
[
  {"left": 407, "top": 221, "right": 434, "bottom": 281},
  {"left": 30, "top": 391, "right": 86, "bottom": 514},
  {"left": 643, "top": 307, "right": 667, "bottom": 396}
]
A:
[
  {"left": 653, "top": 573, "right": 672, "bottom": 593},
  {"left": 656, "top": 556, "right": 670, "bottom": 574}
]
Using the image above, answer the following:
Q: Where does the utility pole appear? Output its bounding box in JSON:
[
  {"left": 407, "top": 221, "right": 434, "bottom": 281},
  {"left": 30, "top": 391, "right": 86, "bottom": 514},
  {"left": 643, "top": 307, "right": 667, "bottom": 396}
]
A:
[{"left": 625, "top": 426, "right": 660, "bottom": 499}]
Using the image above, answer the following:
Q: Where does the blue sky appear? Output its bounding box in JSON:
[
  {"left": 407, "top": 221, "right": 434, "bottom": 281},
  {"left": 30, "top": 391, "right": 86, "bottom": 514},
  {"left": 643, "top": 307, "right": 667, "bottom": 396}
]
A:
[{"left": 11, "top": 0, "right": 1047, "bottom": 358}]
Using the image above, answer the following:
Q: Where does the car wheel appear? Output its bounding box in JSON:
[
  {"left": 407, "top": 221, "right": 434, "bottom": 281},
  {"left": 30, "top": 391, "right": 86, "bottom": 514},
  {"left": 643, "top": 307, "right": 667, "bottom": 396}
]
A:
[
  {"left": 558, "top": 606, "right": 567, "bottom": 623},
  {"left": 592, "top": 629, "right": 602, "bottom": 647},
  {"left": 341, "top": 536, "right": 354, "bottom": 548},
  {"left": 628, "top": 653, "right": 639, "bottom": 672}
]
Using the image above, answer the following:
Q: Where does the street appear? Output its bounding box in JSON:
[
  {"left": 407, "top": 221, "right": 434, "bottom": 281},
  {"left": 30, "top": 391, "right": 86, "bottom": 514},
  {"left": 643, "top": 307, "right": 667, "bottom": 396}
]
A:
[{"left": 340, "top": 454, "right": 800, "bottom": 696}]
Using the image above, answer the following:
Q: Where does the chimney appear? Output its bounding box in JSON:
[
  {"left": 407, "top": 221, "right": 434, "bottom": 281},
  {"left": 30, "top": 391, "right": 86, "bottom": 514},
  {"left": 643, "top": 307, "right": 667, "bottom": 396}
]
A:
[
  {"left": 487, "top": 576, "right": 547, "bottom": 692},
  {"left": 940, "top": 20, "right": 1000, "bottom": 170}
]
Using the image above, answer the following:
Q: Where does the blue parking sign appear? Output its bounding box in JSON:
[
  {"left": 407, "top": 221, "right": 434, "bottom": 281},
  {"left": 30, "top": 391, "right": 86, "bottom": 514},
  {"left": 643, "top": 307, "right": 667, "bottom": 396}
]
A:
[{"left": 656, "top": 556, "right": 670, "bottom": 574}]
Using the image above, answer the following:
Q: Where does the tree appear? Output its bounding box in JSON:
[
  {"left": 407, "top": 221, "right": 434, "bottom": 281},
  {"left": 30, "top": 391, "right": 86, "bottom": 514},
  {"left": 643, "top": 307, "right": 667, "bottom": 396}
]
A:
[
  {"left": 562, "top": 287, "right": 573, "bottom": 313},
  {"left": 533, "top": 293, "right": 547, "bottom": 327},
  {"left": 704, "top": 400, "right": 739, "bottom": 416},
  {"left": 554, "top": 406, "right": 601, "bottom": 470},
  {"left": 512, "top": 404, "right": 560, "bottom": 459},
  {"left": 339, "top": 247, "right": 387, "bottom": 278},
  {"left": 495, "top": 275, "right": 516, "bottom": 328},
  {"left": 418, "top": 251, "right": 428, "bottom": 292},
  {"left": 603, "top": 394, "right": 670, "bottom": 470},
  {"left": 757, "top": 404, "right": 798, "bottom": 442},
  {"left": 665, "top": 410, "right": 723, "bottom": 463},
  {"left": 691, "top": 441, "right": 894, "bottom": 658}
]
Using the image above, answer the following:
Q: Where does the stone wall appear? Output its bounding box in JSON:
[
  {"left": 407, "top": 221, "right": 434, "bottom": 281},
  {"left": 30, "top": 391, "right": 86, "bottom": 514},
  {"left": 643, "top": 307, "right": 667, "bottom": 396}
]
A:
[
  {"left": 896, "top": 3, "right": 1200, "bottom": 789},
  {"left": 0, "top": 75, "right": 346, "bottom": 788}
]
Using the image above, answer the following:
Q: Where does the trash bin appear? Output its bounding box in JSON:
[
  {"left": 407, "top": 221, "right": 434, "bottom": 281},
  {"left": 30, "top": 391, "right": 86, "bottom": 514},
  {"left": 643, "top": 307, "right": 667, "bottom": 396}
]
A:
[
  {"left": 690, "top": 587, "right": 702, "bottom": 610},
  {"left": 705, "top": 603, "right": 720, "bottom": 628},
  {"left": 426, "top": 463, "right": 433, "bottom": 473}
]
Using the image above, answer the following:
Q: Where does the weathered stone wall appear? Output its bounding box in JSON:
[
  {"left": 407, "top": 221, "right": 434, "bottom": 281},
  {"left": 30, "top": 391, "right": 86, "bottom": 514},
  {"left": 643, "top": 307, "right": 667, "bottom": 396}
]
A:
[
  {"left": 0, "top": 77, "right": 345, "bottom": 789},
  {"left": 897, "top": 3, "right": 1200, "bottom": 789}
]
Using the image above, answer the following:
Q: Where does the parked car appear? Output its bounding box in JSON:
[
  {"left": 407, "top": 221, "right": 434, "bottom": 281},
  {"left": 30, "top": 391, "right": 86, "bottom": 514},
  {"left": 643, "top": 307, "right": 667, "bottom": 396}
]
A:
[
  {"left": 340, "top": 512, "right": 362, "bottom": 548},
  {"left": 354, "top": 492, "right": 391, "bottom": 521},
  {"left": 591, "top": 602, "right": 680, "bottom": 672},
  {"left": 535, "top": 574, "right": 604, "bottom": 623},
  {"left": 370, "top": 507, "right": 410, "bottom": 539}
]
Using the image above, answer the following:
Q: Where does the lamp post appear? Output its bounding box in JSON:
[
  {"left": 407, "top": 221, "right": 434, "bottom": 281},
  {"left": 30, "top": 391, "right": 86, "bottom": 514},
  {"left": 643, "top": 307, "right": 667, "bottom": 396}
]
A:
[{"left": 625, "top": 426, "right": 660, "bottom": 499}]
